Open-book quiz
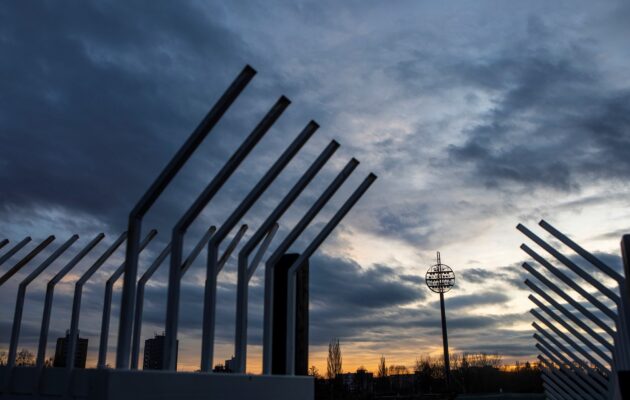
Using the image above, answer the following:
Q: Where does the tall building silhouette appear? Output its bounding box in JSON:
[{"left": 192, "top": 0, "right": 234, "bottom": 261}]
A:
[
  {"left": 53, "top": 330, "right": 88, "bottom": 368},
  {"left": 143, "top": 333, "right": 178, "bottom": 370}
]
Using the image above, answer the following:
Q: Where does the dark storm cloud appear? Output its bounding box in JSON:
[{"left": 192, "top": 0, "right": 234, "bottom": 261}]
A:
[
  {"left": 446, "top": 17, "right": 630, "bottom": 191},
  {"left": 0, "top": 1, "right": 276, "bottom": 233}
]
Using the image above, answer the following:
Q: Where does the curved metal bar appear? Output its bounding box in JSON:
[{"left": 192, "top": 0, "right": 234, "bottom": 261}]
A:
[
  {"left": 65, "top": 232, "right": 127, "bottom": 370},
  {"left": 0, "top": 237, "right": 31, "bottom": 266},
  {"left": 201, "top": 121, "right": 317, "bottom": 372},
  {"left": 163, "top": 96, "right": 289, "bottom": 371},
  {"left": 0, "top": 236, "right": 55, "bottom": 286},
  {"left": 234, "top": 141, "right": 338, "bottom": 373},
  {"left": 131, "top": 242, "right": 172, "bottom": 370},
  {"left": 529, "top": 295, "right": 611, "bottom": 368},
  {"left": 7, "top": 235, "right": 78, "bottom": 369},
  {"left": 129, "top": 225, "right": 227, "bottom": 369},
  {"left": 522, "top": 243, "right": 616, "bottom": 320},
  {"left": 518, "top": 224, "right": 619, "bottom": 304},
  {"left": 286, "top": 173, "right": 376, "bottom": 374},
  {"left": 523, "top": 263, "right": 614, "bottom": 337},
  {"left": 234, "top": 224, "right": 278, "bottom": 373},
  {"left": 262, "top": 158, "right": 359, "bottom": 374},
  {"left": 116, "top": 65, "right": 256, "bottom": 369},
  {"left": 36, "top": 234, "right": 105, "bottom": 367},
  {"left": 97, "top": 230, "right": 157, "bottom": 368}
]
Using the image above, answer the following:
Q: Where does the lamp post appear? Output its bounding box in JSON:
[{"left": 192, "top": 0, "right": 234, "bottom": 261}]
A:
[{"left": 425, "top": 251, "right": 455, "bottom": 387}]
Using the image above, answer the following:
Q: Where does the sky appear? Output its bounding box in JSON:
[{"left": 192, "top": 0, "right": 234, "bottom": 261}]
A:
[{"left": 1, "top": 1, "right": 629, "bottom": 374}]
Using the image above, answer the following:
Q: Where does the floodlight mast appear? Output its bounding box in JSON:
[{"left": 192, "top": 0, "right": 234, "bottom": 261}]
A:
[{"left": 425, "top": 251, "right": 455, "bottom": 387}]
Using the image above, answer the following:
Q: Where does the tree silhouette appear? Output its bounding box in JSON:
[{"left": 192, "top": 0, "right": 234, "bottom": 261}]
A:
[
  {"left": 377, "top": 355, "right": 387, "bottom": 377},
  {"left": 326, "top": 338, "right": 342, "bottom": 379}
]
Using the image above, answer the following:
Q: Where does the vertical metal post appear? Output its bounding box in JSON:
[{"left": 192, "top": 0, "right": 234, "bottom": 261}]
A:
[
  {"left": 131, "top": 243, "right": 172, "bottom": 369},
  {"left": 65, "top": 232, "right": 127, "bottom": 371},
  {"left": 263, "top": 158, "right": 359, "bottom": 374},
  {"left": 0, "top": 236, "right": 55, "bottom": 286},
  {"left": 0, "top": 237, "right": 31, "bottom": 266},
  {"left": 200, "top": 121, "right": 317, "bottom": 372},
  {"left": 97, "top": 230, "right": 157, "bottom": 368},
  {"left": 285, "top": 173, "right": 376, "bottom": 374},
  {"left": 234, "top": 140, "right": 338, "bottom": 373},
  {"left": 439, "top": 291, "right": 450, "bottom": 387},
  {"left": 163, "top": 96, "right": 289, "bottom": 371},
  {"left": 36, "top": 234, "right": 105, "bottom": 367},
  {"left": 7, "top": 235, "right": 78, "bottom": 369},
  {"left": 116, "top": 65, "right": 256, "bottom": 369}
]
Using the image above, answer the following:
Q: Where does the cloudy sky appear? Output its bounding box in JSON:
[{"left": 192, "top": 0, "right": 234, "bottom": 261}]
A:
[{"left": 1, "top": 1, "right": 629, "bottom": 373}]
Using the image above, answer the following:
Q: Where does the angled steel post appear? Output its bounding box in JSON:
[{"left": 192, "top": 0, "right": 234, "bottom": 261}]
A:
[
  {"left": 36, "top": 234, "right": 105, "bottom": 367},
  {"left": 539, "top": 355, "right": 584, "bottom": 399},
  {"left": 262, "top": 158, "right": 359, "bottom": 374},
  {"left": 65, "top": 232, "right": 127, "bottom": 371},
  {"left": 235, "top": 224, "right": 277, "bottom": 373},
  {"left": 116, "top": 65, "right": 256, "bottom": 369},
  {"left": 533, "top": 322, "right": 608, "bottom": 388},
  {"left": 0, "top": 237, "right": 31, "bottom": 266},
  {"left": 7, "top": 235, "right": 79, "bottom": 369},
  {"left": 131, "top": 242, "right": 172, "bottom": 370},
  {"left": 0, "top": 238, "right": 8, "bottom": 250},
  {"left": 163, "top": 96, "right": 290, "bottom": 371},
  {"left": 518, "top": 224, "right": 620, "bottom": 304},
  {"left": 523, "top": 262, "right": 614, "bottom": 337},
  {"left": 541, "top": 372, "right": 571, "bottom": 400},
  {"left": 130, "top": 226, "right": 246, "bottom": 369},
  {"left": 0, "top": 236, "right": 55, "bottom": 286},
  {"left": 285, "top": 173, "right": 376, "bottom": 374},
  {"left": 200, "top": 121, "right": 318, "bottom": 372},
  {"left": 534, "top": 333, "right": 605, "bottom": 397},
  {"left": 525, "top": 279, "right": 613, "bottom": 363},
  {"left": 234, "top": 140, "right": 338, "bottom": 372},
  {"left": 533, "top": 328, "right": 607, "bottom": 394},
  {"left": 97, "top": 230, "right": 157, "bottom": 368},
  {"left": 530, "top": 296, "right": 612, "bottom": 369},
  {"left": 538, "top": 348, "right": 596, "bottom": 400},
  {"left": 540, "top": 220, "right": 624, "bottom": 282},
  {"left": 522, "top": 244, "right": 616, "bottom": 320}
]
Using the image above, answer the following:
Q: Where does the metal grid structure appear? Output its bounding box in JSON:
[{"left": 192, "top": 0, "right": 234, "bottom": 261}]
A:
[
  {"left": 0, "top": 64, "right": 377, "bottom": 399},
  {"left": 518, "top": 220, "right": 630, "bottom": 400}
]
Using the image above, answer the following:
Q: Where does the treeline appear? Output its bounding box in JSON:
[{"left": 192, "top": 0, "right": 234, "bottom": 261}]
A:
[{"left": 313, "top": 339, "right": 543, "bottom": 399}]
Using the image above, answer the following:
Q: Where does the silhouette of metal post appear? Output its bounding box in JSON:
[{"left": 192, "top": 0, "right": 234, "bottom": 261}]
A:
[
  {"left": 97, "top": 230, "right": 157, "bottom": 368},
  {"left": 200, "top": 121, "right": 317, "bottom": 372},
  {"left": 262, "top": 158, "right": 359, "bottom": 374},
  {"left": 425, "top": 252, "right": 455, "bottom": 388},
  {"left": 0, "top": 238, "right": 8, "bottom": 250},
  {"left": 0, "top": 237, "right": 31, "bottom": 266},
  {"left": 0, "top": 236, "right": 55, "bottom": 286},
  {"left": 163, "top": 96, "right": 289, "bottom": 371},
  {"left": 7, "top": 235, "right": 78, "bottom": 370},
  {"left": 116, "top": 65, "right": 256, "bottom": 369},
  {"left": 36, "top": 234, "right": 104, "bottom": 368},
  {"left": 66, "top": 232, "right": 127, "bottom": 371},
  {"left": 234, "top": 140, "right": 339, "bottom": 373},
  {"left": 131, "top": 243, "right": 172, "bottom": 369},
  {"left": 285, "top": 173, "right": 377, "bottom": 375}
]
